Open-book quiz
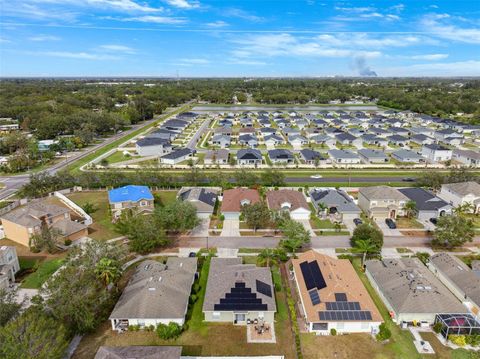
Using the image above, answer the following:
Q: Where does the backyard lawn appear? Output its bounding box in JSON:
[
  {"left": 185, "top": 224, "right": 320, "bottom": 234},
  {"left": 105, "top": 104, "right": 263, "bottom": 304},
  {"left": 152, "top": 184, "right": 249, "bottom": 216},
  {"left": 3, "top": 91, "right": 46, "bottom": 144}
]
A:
[
  {"left": 153, "top": 190, "right": 178, "bottom": 206},
  {"left": 73, "top": 257, "right": 295, "bottom": 359},
  {"left": 20, "top": 257, "right": 65, "bottom": 289}
]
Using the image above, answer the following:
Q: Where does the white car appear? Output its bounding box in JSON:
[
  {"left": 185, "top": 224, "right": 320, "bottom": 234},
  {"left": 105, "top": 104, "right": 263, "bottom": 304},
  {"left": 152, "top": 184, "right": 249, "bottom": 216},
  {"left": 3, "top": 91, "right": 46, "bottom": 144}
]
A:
[{"left": 310, "top": 174, "right": 323, "bottom": 179}]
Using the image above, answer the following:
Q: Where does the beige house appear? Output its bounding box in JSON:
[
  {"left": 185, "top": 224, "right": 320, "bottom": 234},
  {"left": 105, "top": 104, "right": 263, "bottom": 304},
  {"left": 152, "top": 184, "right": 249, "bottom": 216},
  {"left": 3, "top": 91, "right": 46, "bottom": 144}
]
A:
[
  {"left": 0, "top": 246, "right": 20, "bottom": 290},
  {"left": 108, "top": 185, "right": 155, "bottom": 219},
  {"left": 358, "top": 186, "right": 408, "bottom": 219},
  {"left": 0, "top": 202, "right": 88, "bottom": 247}
]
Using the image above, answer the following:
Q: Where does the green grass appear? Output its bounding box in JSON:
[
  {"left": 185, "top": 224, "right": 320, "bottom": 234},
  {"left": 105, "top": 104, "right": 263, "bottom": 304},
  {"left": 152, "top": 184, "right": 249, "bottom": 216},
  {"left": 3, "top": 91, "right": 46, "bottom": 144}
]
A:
[
  {"left": 396, "top": 217, "right": 425, "bottom": 229},
  {"left": 21, "top": 258, "right": 64, "bottom": 289},
  {"left": 104, "top": 151, "right": 134, "bottom": 164},
  {"left": 153, "top": 190, "right": 178, "bottom": 207}
]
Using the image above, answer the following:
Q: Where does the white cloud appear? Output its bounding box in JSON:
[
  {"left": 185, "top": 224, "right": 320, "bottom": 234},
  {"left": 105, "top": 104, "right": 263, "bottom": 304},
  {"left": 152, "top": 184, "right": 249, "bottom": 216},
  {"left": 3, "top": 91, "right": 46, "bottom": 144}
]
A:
[
  {"left": 334, "top": 6, "right": 376, "bottom": 13},
  {"left": 85, "top": 0, "right": 162, "bottom": 12},
  {"left": 0, "top": 37, "right": 12, "bottom": 43},
  {"left": 178, "top": 58, "right": 210, "bottom": 64},
  {"left": 223, "top": 8, "right": 265, "bottom": 22},
  {"left": 316, "top": 33, "right": 426, "bottom": 48},
  {"left": 421, "top": 13, "right": 480, "bottom": 44},
  {"left": 206, "top": 20, "right": 228, "bottom": 28},
  {"left": 227, "top": 59, "right": 267, "bottom": 66},
  {"left": 389, "top": 4, "right": 405, "bottom": 12},
  {"left": 98, "top": 44, "right": 135, "bottom": 53},
  {"left": 409, "top": 53, "right": 448, "bottom": 60},
  {"left": 28, "top": 35, "right": 61, "bottom": 41},
  {"left": 164, "top": 0, "right": 200, "bottom": 9},
  {"left": 118, "top": 15, "right": 187, "bottom": 24},
  {"left": 38, "top": 51, "right": 119, "bottom": 60}
]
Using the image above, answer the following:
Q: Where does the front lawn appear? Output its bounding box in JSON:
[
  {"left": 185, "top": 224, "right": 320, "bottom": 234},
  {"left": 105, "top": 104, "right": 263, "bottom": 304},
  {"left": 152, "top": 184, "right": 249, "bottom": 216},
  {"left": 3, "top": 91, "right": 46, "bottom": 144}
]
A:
[
  {"left": 395, "top": 217, "right": 425, "bottom": 229},
  {"left": 20, "top": 258, "right": 64, "bottom": 289}
]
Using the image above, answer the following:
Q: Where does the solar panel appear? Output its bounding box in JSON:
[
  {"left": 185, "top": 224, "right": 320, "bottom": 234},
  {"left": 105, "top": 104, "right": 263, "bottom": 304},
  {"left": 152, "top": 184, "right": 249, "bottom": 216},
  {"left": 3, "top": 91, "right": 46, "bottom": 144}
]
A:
[
  {"left": 300, "top": 261, "right": 315, "bottom": 290},
  {"left": 256, "top": 280, "right": 273, "bottom": 298},
  {"left": 214, "top": 282, "right": 269, "bottom": 311},
  {"left": 309, "top": 290, "right": 321, "bottom": 305},
  {"left": 309, "top": 261, "right": 327, "bottom": 290},
  {"left": 335, "top": 293, "right": 347, "bottom": 302},
  {"left": 318, "top": 310, "right": 373, "bottom": 321}
]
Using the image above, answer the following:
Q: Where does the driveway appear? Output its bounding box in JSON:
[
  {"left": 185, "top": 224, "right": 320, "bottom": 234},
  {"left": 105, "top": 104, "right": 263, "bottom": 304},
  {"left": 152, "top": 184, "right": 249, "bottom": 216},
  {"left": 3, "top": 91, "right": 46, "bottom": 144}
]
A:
[
  {"left": 191, "top": 218, "right": 210, "bottom": 237},
  {"left": 297, "top": 219, "right": 316, "bottom": 236},
  {"left": 221, "top": 219, "right": 240, "bottom": 237},
  {"left": 342, "top": 218, "right": 357, "bottom": 234},
  {"left": 374, "top": 218, "right": 403, "bottom": 236}
]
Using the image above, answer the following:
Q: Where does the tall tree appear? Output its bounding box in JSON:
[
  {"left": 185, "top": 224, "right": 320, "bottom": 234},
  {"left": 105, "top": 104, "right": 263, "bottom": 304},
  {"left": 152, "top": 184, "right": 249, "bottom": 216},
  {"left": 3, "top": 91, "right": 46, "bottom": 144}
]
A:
[
  {"left": 241, "top": 201, "right": 271, "bottom": 232},
  {"left": 350, "top": 224, "right": 383, "bottom": 252},
  {"left": 279, "top": 219, "right": 310, "bottom": 254},
  {"left": 156, "top": 200, "right": 200, "bottom": 233},
  {"left": 433, "top": 215, "right": 475, "bottom": 248},
  {"left": 95, "top": 258, "right": 121, "bottom": 287},
  {"left": 0, "top": 289, "right": 22, "bottom": 326},
  {"left": 403, "top": 200, "right": 417, "bottom": 219},
  {"left": 351, "top": 239, "right": 377, "bottom": 266}
]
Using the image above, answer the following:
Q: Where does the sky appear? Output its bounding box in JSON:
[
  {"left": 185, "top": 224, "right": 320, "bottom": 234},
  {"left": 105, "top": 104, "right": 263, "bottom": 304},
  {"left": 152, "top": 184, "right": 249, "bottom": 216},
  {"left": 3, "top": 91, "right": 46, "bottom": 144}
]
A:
[{"left": 0, "top": 0, "right": 479, "bottom": 77}]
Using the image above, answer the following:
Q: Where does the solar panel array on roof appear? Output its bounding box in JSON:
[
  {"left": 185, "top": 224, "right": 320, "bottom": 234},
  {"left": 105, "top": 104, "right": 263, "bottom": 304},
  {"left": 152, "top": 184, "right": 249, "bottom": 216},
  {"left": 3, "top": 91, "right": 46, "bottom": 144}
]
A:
[
  {"left": 256, "top": 280, "right": 273, "bottom": 298},
  {"left": 214, "top": 282, "right": 268, "bottom": 311},
  {"left": 326, "top": 301, "right": 361, "bottom": 311},
  {"left": 309, "top": 290, "right": 321, "bottom": 305},
  {"left": 300, "top": 261, "right": 327, "bottom": 291},
  {"left": 335, "top": 293, "right": 348, "bottom": 302},
  {"left": 319, "top": 311, "right": 372, "bottom": 321}
]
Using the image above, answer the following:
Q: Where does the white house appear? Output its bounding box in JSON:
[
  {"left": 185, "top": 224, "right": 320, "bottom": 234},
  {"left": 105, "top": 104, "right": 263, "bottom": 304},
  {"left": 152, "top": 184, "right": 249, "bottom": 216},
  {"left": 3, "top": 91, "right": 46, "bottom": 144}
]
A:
[
  {"left": 438, "top": 181, "right": 480, "bottom": 213},
  {"left": 0, "top": 246, "right": 20, "bottom": 291},
  {"left": 421, "top": 144, "right": 452, "bottom": 163}
]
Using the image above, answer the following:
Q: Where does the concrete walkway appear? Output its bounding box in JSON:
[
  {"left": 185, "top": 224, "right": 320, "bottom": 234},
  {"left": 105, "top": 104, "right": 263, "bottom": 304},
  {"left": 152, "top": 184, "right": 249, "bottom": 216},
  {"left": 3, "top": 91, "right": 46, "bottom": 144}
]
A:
[
  {"left": 221, "top": 219, "right": 241, "bottom": 237},
  {"left": 298, "top": 219, "right": 315, "bottom": 236},
  {"left": 191, "top": 218, "right": 210, "bottom": 237}
]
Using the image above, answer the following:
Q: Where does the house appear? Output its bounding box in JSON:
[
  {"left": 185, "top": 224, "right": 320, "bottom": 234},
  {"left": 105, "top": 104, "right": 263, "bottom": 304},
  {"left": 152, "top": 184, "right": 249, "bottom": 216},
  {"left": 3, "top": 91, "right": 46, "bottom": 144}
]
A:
[
  {"left": 410, "top": 126, "right": 435, "bottom": 137},
  {"left": 258, "top": 118, "right": 271, "bottom": 127},
  {"left": 369, "top": 127, "right": 391, "bottom": 137},
  {"left": 0, "top": 201, "right": 88, "bottom": 247},
  {"left": 266, "top": 189, "right": 310, "bottom": 220},
  {"left": 391, "top": 149, "right": 425, "bottom": 163},
  {"left": 177, "top": 187, "right": 219, "bottom": 218},
  {"left": 38, "top": 139, "right": 58, "bottom": 151},
  {"left": 108, "top": 185, "right": 154, "bottom": 219},
  {"left": 398, "top": 187, "right": 452, "bottom": 221},
  {"left": 361, "top": 134, "right": 388, "bottom": 147},
  {"left": 287, "top": 134, "right": 308, "bottom": 147},
  {"left": 236, "top": 149, "right": 262, "bottom": 166},
  {"left": 162, "top": 119, "right": 189, "bottom": 131},
  {"left": 358, "top": 186, "right": 408, "bottom": 219},
  {"left": 136, "top": 137, "right": 172, "bottom": 157},
  {"left": 328, "top": 149, "right": 360, "bottom": 164},
  {"left": 410, "top": 134, "right": 435, "bottom": 146},
  {"left": 292, "top": 251, "right": 382, "bottom": 334},
  {"left": 388, "top": 127, "right": 410, "bottom": 137},
  {"left": 438, "top": 182, "right": 480, "bottom": 213},
  {"left": 268, "top": 149, "right": 294, "bottom": 164},
  {"left": 214, "top": 128, "right": 233, "bottom": 136},
  {"left": 310, "top": 189, "right": 361, "bottom": 220},
  {"left": 358, "top": 149, "right": 389, "bottom": 163},
  {"left": 149, "top": 128, "right": 178, "bottom": 141},
  {"left": 387, "top": 135, "right": 409, "bottom": 147},
  {"left": 421, "top": 144, "right": 452, "bottom": 163},
  {"left": 203, "top": 258, "right": 276, "bottom": 324},
  {"left": 160, "top": 148, "right": 195, "bottom": 165},
  {"left": 365, "top": 257, "right": 467, "bottom": 325},
  {"left": 264, "top": 134, "right": 285, "bottom": 147},
  {"left": 259, "top": 127, "right": 277, "bottom": 136},
  {"left": 204, "top": 149, "right": 229, "bottom": 165},
  {"left": 109, "top": 258, "right": 197, "bottom": 331},
  {"left": 95, "top": 346, "right": 181, "bottom": 359},
  {"left": 335, "top": 133, "right": 361, "bottom": 147},
  {"left": 238, "top": 134, "right": 258, "bottom": 148},
  {"left": 0, "top": 246, "right": 20, "bottom": 291},
  {"left": 220, "top": 188, "right": 260, "bottom": 219},
  {"left": 299, "top": 149, "right": 327, "bottom": 165},
  {"left": 452, "top": 149, "right": 480, "bottom": 167},
  {"left": 434, "top": 129, "right": 464, "bottom": 144},
  {"left": 309, "top": 134, "right": 336, "bottom": 147},
  {"left": 239, "top": 117, "right": 254, "bottom": 128},
  {"left": 428, "top": 253, "right": 480, "bottom": 318},
  {"left": 211, "top": 134, "right": 231, "bottom": 148},
  {"left": 282, "top": 127, "right": 301, "bottom": 137}
]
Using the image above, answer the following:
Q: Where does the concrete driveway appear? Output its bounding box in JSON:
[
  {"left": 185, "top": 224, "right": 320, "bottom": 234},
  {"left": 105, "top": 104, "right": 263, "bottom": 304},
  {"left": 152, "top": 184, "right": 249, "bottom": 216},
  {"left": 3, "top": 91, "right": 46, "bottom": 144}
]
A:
[
  {"left": 221, "top": 219, "right": 240, "bottom": 237},
  {"left": 297, "top": 219, "right": 316, "bottom": 236},
  {"left": 342, "top": 218, "right": 357, "bottom": 234},
  {"left": 191, "top": 218, "right": 210, "bottom": 237},
  {"left": 374, "top": 218, "right": 403, "bottom": 236}
]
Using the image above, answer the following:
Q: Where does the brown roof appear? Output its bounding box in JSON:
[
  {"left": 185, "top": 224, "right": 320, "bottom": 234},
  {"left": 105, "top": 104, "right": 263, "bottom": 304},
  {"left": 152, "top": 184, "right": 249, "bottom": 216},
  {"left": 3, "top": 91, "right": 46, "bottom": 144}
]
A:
[
  {"left": 292, "top": 250, "right": 382, "bottom": 324},
  {"left": 221, "top": 188, "right": 260, "bottom": 213},
  {"left": 266, "top": 189, "right": 309, "bottom": 212}
]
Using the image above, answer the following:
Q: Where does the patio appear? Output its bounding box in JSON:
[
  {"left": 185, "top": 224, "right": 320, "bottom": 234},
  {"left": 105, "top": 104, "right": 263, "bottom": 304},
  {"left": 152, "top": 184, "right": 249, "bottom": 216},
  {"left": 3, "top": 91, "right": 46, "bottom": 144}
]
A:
[{"left": 246, "top": 321, "right": 276, "bottom": 343}]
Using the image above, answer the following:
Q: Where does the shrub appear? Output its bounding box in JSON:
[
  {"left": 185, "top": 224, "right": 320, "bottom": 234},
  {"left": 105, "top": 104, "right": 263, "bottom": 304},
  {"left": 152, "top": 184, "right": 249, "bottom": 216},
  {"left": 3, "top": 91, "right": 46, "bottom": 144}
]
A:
[
  {"left": 449, "top": 334, "right": 467, "bottom": 347},
  {"left": 376, "top": 323, "right": 392, "bottom": 341},
  {"left": 416, "top": 252, "right": 431, "bottom": 265},
  {"left": 330, "top": 328, "right": 337, "bottom": 336},
  {"left": 64, "top": 239, "right": 72, "bottom": 246},
  {"left": 337, "top": 254, "right": 354, "bottom": 261},
  {"left": 465, "top": 334, "right": 480, "bottom": 346},
  {"left": 156, "top": 322, "right": 183, "bottom": 340},
  {"left": 433, "top": 322, "right": 443, "bottom": 334},
  {"left": 128, "top": 324, "right": 140, "bottom": 331}
]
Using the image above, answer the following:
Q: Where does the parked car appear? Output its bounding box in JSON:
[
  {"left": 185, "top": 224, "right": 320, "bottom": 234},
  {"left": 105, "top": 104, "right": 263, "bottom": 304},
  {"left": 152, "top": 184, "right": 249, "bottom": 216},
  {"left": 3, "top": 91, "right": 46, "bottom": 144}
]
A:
[
  {"left": 385, "top": 218, "right": 397, "bottom": 229},
  {"left": 188, "top": 252, "right": 196, "bottom": 257},
  {"left": 353, "top": 218, "right": 363, "bottom": 226},
  {"left": 429, "top": 218, "right": 438, "bottom": 225},
  {"left": 402, "top": 177, "right": 416, "bottom": 182},
  {"left": 310, "top": 174, "right": 323, "bottom": 179}
]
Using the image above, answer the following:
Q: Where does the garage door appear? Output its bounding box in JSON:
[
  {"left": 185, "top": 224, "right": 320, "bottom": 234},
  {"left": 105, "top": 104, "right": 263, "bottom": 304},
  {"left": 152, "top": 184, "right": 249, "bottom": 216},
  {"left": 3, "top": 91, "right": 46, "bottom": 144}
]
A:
[{"left": 223, "top": 212, "right": 239, "bottom": 220}]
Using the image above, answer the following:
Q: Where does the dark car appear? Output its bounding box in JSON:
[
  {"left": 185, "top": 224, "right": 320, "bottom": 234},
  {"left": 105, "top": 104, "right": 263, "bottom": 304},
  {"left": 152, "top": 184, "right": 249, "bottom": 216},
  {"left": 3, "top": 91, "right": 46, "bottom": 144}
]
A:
[
  {"left": 353, "top": 218, "right": 363, "bottom": 226},
  {"left": 188, "top": 252, "right": 197, "bottom": 258},
  {"left": 429, "top": 218, "right": 438, "bottom": 225},
  {"left": 402, "top": 177, "right": 416, "bottom": 182},
  {"left": 385, "top": 218, "right": 397, "bottom": 229}
]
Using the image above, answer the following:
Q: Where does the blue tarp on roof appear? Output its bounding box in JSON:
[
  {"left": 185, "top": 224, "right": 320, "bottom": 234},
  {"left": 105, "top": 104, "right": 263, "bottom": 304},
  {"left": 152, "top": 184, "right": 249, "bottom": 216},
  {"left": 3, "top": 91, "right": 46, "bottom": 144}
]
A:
[{"left": 108, "top": 185, "right": 153, "bottom": 203}]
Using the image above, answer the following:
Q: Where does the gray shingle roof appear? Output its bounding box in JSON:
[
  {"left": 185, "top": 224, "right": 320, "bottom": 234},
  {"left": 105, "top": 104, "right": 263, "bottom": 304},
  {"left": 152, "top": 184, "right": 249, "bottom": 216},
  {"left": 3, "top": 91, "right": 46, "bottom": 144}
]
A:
[
  {"left": 359, "top": 185, "right": 408, "bottom": 201},
  {"left": 442, "top": 181, "right": 480, "bottom": 197},
  {"left": 178, "top": 187, "right": 219, "bottom": 213},
  {"left": 366, "top": 258, "right": 466, "bottom": 315},
  {"left": 109, "top": 258, "right": 197, "bottom": 320},
  {"left": 1, "top": 202, "right": 70, "bottom": 227},
  {"left": 310, "top": 189, "right": 360, "bottom": 213},
  {"left": 398, "top": 188, "right": 451, "bottom": 211}
]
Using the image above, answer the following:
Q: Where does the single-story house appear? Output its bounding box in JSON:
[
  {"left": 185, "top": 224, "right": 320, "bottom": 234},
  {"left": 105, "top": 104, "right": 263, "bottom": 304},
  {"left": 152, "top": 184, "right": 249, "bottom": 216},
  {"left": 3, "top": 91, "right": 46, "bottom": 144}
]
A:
[
  {"left": 288, "top": 134, "right": 308, "bottom": 147},
  {"left": 204, "top": 149, "right": 229, "bottom": 165},
  {"left": 358, "top": 149, "right": 389, "bottom": 163},
  {"left": 309, "top": 134, "right": 336, "bottom": 147},
  {"left": 310, "top": 188, "right": 361, "bottom": 220},
  {"left": 264, "top": 134, "right": 285, "bottom": 147},
  {"left": 160, "top": 148, "right": 195, "bottom": 165},
  {"left": 220, "top": 188, "right": 260, "bottom": 219},
  {"left": 268, "top": 149, "right": 294, "bottom": 164},
  {"left": 236, "top": 149, "right": 262, "bottom": 166},
  {"left": 109, "top": 258, "right": 197, "bottom": 331},
  {"left": 0, "top": 246, "right": 20, "bottom": 291},
  {"left": 259, "top": 127, "right": 277, "bottom": 136},
  {"left": 358, "top": 185, "right": 408, "bottom": 219},
  {"left": 162, "top": 119, "right": 189, "bottom": 131},
  {"left": 149, "top": 128, "right": 178, "bottom": 141},
  {"left": 292, "top": 251, "right": 382, "bottom": 334},
  {"left": 391, "top": 149, "right": 425, "bottom": 163},
  {"left": 361, "top": 134, "right": 388, "bottom": 147},
  {"left": 266, "top": 189, "right": 310, "bottom": 220},
  {"left": 398, "top": 187, "right": 452, "bottom": 221},
  {"left": 177, "top": 187, "right": 219, "bottom": 218},
  {"left": 211, "top": 134, "right": 231, "bottom": 148},
  {"left": 238, "top": 134, "right": 258, "bottom": 148},
  {"left": 282, "top": 127, "right": 301, "bottom": 137},
  {"left": 203, "top": 258, "right": 276, "bottom": 324},
  {"left": 299, "top": 149, "right": 327, "bottom": 165},
  {"left": 387, "top": 135, "right": 409, "bottom": 147},
  {"left": 410, "top": 134, "right": 435, "bottom": 146},
  {"left": 328, "top": 149, "right": 361, "bottom": 164},
  {"left": 428, "top": 253, "right": 480, "bottom": 318},
  {"left": 136, "top": 138, "right": 172, "bottom": 157},
  {"left": 389, "top": 127, "right": 410, "bottom": 137},
  {"left": 366, "top": 257, "right": 467, "bottom": 325},
  {"left": 452, "top": 149, "right": 480, "bottom": 168},
  {"left": 410, "top": 126, "right": 435, "bottom": 137},
  {"left": 335, "top": 133, "right": 361, "bottom": 147},
  {"left": 421, "top": 144, "right": 452, "bottom": 163},
  {"left": 438, "top": 181, "right": 480, "bottom": 213},
  {"left": 108, "top": 185, "right": 155, "bottom": 219}
]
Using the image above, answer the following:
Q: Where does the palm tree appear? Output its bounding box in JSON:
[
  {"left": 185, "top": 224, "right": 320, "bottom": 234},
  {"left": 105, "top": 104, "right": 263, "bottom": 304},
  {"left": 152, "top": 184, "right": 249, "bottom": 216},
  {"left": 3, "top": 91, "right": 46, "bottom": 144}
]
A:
[
  {"left": 258, "top": 248, "right": 277, "bottom": 267},
  {"left": 317, "top": 202, "right": 328, "bottom": 218},
  {"left": 403, "top": 200, "right": 417, "bottom": 219},
  {"left": 334, "top": 222, "right": 342, "bottom": 233},
  {"left": 454, "top": 202, "right": 474, "bottom": 216},
  {"left": 352, "top": 239, "right": 377, "bottom": 266},
  {"left": 95, "top": 258, "right": 121, "bottom": 287}
]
